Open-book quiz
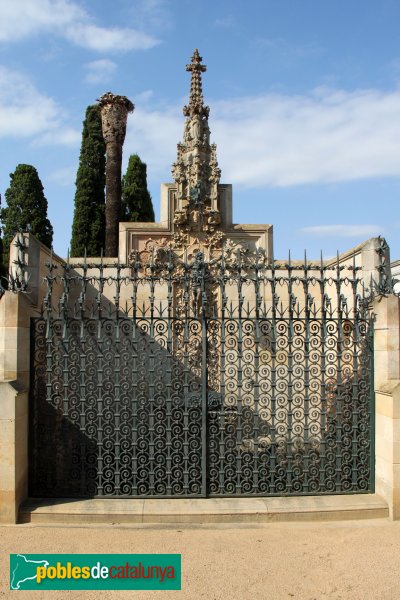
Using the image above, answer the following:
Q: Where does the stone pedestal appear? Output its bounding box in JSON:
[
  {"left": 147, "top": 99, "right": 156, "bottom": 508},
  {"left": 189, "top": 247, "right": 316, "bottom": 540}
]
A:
[{"left": 120, "top": 183, "right": 273, "bottom": 264}]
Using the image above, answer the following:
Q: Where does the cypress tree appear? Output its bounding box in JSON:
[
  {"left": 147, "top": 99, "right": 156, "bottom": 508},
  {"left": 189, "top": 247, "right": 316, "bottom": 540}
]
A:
[
  {"left": 0, "top": 164, "right": 53, "bottom": 271},
  {"left": 70, "top": 105, "right": 106, "bottom": 257},
  {"left": 121, "top": 154, "right": 155, "bottom": 222}
]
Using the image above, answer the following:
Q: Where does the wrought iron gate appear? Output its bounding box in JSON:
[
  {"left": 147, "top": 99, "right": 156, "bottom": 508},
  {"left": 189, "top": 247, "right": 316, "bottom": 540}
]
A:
[{"left": 29, "top": 251, "right": 374, "bottom": 497}]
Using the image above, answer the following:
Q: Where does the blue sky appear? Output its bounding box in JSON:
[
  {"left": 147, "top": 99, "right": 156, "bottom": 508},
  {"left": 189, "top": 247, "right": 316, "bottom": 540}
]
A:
[{"left": 1, "top": 0, "right": 400, "bottom": 260}]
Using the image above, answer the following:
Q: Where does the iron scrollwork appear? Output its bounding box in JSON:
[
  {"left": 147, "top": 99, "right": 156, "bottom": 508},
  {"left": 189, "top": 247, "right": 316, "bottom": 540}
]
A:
[{"left": 30, "top": 251, "right": 374, "bottom": 498}]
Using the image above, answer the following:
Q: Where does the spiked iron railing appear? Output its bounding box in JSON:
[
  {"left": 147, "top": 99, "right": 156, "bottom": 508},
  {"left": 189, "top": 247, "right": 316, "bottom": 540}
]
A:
[{"left": 27, "top": 244, "right": 378, "bottom": 498}]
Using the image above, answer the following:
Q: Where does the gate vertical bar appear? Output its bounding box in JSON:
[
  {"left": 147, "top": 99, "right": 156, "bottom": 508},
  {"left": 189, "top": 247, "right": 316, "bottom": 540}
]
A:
[
  {"left": 45, "top": 251, "right": 56, "bottom": 493},
  {"left": 335, "top": 253, "right": 344, "bottom": 491},
  {"left": 286, "top": 251, "right": 294, "bottom": 493},
  {"left": 319, "top": 252, "right": 327, "bottom": 490},
  {"left": 369, "top": 318, "right": 375, "bottom": 491},
  {"left": 219, "top": 255, "right": 227, "bottom": 493},
  {"left": 351, "top": 255, "right": 360, "bottom": 490},
  {"left": 302, "top": 250, "right": 311, "bottom": 493},
  {"left": 96, "top": 254, "right": 105, "bottom": 496},
  {"left": 201, "top": 256, "right": 208, "bottom": 497},
  {"left": 270, "top": 253, "right": 278, "bottom": 493}
]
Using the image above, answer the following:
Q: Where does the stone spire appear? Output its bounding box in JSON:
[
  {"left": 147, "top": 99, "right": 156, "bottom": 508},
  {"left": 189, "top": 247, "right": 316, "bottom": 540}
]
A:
[
  {"left": 171, "top": 50, "right": 221, "bottom": 239},
  {"left": 98, "top": 92, "right": 134, "bottom": 257},
  {"left": 183, "top": 49, "right": 208, "bottom": 117}
]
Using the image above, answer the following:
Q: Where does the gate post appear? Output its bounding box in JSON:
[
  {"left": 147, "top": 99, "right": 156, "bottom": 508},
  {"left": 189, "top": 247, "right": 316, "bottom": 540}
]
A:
[
  {"left": 0, "top": 291, "right": 31, "bottom": 523},
  {"left": 0, "top": 381, "right": 28, "bottom": 523},
  {"left": 373, "top": 294, "right": 400, "bottom": 519},
  {"left": 0, "top": 234, "right": 64, "bottom": 522}
]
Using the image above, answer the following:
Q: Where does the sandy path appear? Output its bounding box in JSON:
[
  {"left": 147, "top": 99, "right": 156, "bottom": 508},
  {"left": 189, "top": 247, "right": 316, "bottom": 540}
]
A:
[{"left": 1, "top": 519, "right": 400, "bottom": 599}]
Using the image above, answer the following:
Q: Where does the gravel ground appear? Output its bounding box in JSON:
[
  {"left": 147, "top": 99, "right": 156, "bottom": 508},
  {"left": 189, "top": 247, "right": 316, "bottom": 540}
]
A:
[{"left": 1, "top": 519, "right": 400, "bottom": 599}]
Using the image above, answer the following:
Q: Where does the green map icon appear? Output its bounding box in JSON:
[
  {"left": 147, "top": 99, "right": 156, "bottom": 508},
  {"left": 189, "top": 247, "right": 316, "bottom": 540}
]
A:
[
  {"left": 9, "top": 553, "right": 181, "bottom": 590},
  {"left": 10, "top": 554, "right": 49, "bottom": 590}
]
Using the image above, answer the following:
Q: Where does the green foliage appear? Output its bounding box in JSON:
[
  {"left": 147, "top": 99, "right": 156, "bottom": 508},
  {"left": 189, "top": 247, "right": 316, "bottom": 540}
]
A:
[
  {"left": 0, "top": 164, "right": 53, "bottom": 273},
  {"left": 70, "top": 105, "right": 106, "bottom": 257},
  {"left": 121, "top": 154, "right": 155, "bottom": 222}
]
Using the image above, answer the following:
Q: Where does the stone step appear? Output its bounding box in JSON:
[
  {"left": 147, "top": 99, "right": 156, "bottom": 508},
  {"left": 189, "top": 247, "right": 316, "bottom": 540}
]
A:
[{"left": 19, "top": 494, "right": 388, "bottom": 525}]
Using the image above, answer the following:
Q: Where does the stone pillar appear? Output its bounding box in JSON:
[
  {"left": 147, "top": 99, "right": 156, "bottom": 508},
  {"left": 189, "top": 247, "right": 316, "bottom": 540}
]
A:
[
  {"left": 373, "top": 295, "right": 400, "bottom": 390},
  {"left": 374, "top": 294, "right": 400, "bottom": 519},
  {"left": 0, "top": 262, "right": 32, "bottom": 523},
  {"left": 0, "top": 381, "right": 28, "bottom": 523},
  {"left": 0, "top": 233, "right": 62, "bottom": 523},
  {"left": 0, "top": 290, "right": 32, "bottom": 391},
  {"left": 98, "top": 92, "right": 134, "bottom": 257},
  {"left": 361, "top": 237, "right": 391, "bottom": 294}
]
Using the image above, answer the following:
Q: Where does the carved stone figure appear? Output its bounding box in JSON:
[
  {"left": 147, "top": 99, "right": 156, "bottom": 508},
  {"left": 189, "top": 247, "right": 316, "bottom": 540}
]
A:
[
  {"left": 190, "top": 184, "right": 202, "bottom": 207},
  {"left": 183, "top": 120, "right": 191, "bottom": 143},
  {"left": 206, "top": 210, "right": 221, "bottom": 227},
  {"left": 191, "top": 114, "right": 202, "bottom": 141},
  {"left": 202, "top": 118, "right": 210, "bottom": 145},
  {"left": 173, "top": 209, "right": 188, "bottom": 227}
]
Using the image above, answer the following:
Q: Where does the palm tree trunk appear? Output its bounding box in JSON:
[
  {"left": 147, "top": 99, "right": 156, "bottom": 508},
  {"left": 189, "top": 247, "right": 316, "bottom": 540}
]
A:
[
  {"left": 104, "top": 140, "right": 122, "bottom": 257},
  {"left": 98, "top": 93, "right": 134, "bottom": 257}
]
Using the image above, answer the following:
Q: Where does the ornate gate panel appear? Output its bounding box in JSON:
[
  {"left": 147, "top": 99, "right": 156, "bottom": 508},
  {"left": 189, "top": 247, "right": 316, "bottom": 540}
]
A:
[
  {"left": 30, "top": 314, "right": 206, "bottom": 497},
  {"left": 29, "top": 252, "right": 375, "bottom": 497},
  {"left": 206, "top": 315, "right": 373, "bottom": 496}
]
